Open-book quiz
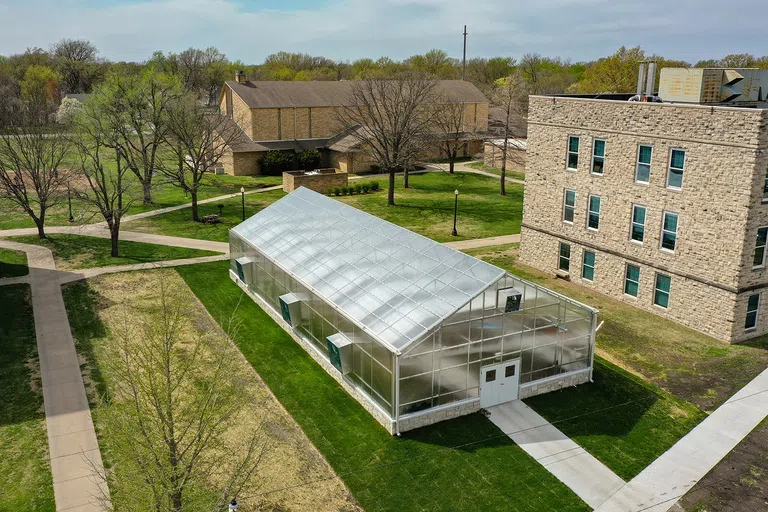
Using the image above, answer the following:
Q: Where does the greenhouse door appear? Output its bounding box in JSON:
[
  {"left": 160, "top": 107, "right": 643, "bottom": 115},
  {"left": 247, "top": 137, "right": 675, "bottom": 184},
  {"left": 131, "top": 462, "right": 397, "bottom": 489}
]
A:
[{"left": 480, "top": 360, "right": 520, "bottom": 408}]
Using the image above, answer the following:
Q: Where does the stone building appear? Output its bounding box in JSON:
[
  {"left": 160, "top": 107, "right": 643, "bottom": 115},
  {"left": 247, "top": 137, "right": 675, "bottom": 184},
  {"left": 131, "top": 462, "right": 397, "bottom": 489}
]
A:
[
  {"left": 520, "top": 69, "right": 768, "bottom": 344},
  {"left": 217, "top": 74, "right": 489, "bottom": 175}
]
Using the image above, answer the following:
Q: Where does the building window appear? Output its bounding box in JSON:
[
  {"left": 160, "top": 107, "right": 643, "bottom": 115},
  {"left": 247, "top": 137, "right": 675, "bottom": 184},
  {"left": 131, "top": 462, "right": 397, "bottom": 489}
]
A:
[
  {"left": 763, "top": 168, "right": 768, "bottom": 202},
  {"left": 582, "top": 251, "right": 595, "bottom": 281},
  {"left": 636, "top": 145, "right": 652, "bottom": 183},
  {"left": 631, "top": 204, "right": 646, "bottom": 243},
  {"left": 746, "top": 294, "right": 760, "bottom": 330},
  {"left": 661, "top": 211, "right": 679, "bottom": 252},
  {"left": 667, "top": 149, "right": 685, "bottom": 189},
  {"left": 558, "top": 242, "right": 571, "bottom": 272},
  {"left": 753, "top": 227, "right": 768, "bottom": 268},
  {"left": 654, "top": 273, "right": 671, "bottom": 308},
  {"left": 587, "top": 195, "right": 601, "bottom": 231},
  {"left": 624, "top": 264, "right": 640, "bottom": 297},
  {"left": 567, "top": 136, "right": 580, "bottom": 170},
  {"left": 592, "top": 139, "right": 605, "bottom": 175},
  {"left": 563, "top": 189, "right": 576, "bottom": 224}
]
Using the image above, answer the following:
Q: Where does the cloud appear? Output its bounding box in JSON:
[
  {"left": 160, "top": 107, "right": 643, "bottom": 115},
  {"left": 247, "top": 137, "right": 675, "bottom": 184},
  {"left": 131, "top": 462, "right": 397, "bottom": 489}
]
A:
[{"left": 0, "top": 0, "right": 765, "bottom": 63}]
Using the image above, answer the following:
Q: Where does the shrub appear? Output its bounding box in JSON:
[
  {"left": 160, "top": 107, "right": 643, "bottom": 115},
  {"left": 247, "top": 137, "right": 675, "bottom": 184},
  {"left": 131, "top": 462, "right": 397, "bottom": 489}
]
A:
[
  {"left": 354, "top": 183, "right": 363, "bottom": 194},
  {"left": 261, "top": 151, "right": 293, "bottom": 175},
  {"left": 326, "top": 188, "right": 334, "bottom": 195},
  {"left": 297, "top": 149, "right": 322, "bottom": 171},
  {"left": 361, "top": 183, "right": 370, "bottom": 194},
  {"left": 343, "top": 186, "right": 351, "bottom": 195},
  {"left": 334, "top": 187, "right": 342, "bottom": 196},
  {"left": 370, "top": 181, "right": 380, "bottom": 191}
]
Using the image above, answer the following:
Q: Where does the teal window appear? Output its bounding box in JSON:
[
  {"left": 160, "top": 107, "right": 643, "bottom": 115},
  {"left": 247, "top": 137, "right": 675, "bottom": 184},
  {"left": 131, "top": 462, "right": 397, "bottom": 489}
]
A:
[
  {"left": 563, "top": 189, "right": 576, "bottom": 223},
  {"left": 763, "top": 168, "right": 768, "bottom": 201},
  {"left": 631, "top": 205, "right": 646, "bottom": 242},
  {"left": 746, "top": 294, "right": 760, "bottom": 330},
  {"left": 559, "top": 242, "right": 571, "bottom": 272},
  {"left": 567, "top": 136, "right": 580, "bottom": 170},
  {"left": 753, "top": 227, "right": 768, "bottom": 267},
  {"left": 636, "top": 145, "right": 652, "bottom": 183},
  {"left": 592, "top": 139, "right": 605, "bottom": 175},
  {"left": 587, "top": 195, "right": 601, "bottom": 230},
  {"left": 582, "top": 251, "right": 595, "bottom": 281},
  {"left": 661, "top": 212, "right": 678, "bottom": 252},
  {"left": 654, "top": 274, "right": 671, "bottom": 308},
  {"left": 624, "top": 265, "right": 640, "bottom": 297},
  {"left": 667, "top": 149, "right": 685, "bottom": 189}
]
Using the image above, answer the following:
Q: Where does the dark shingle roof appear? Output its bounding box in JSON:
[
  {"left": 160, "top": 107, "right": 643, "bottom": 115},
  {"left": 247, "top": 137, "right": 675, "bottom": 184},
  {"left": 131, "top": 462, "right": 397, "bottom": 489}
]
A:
[{"left": 225, "top": 80, "right": 488, "bottom": 109}]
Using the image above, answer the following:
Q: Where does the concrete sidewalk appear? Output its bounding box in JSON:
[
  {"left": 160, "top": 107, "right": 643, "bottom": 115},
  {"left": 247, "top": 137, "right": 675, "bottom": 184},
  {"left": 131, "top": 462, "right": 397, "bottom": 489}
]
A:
[
  {"left": 443, "top": 233, "right": 520, "bottom": 250},
  {"left": 488, "top": 400, "right": 625, "bottom": 509},
  {"left": 58, "top": 254, "right": 229, "bottom": 284},
  {"left": 424, "top": 161, "right": 526, "bottom": 185},
  {"left": 0, "top": 240, "right": 109, "bottom": 511},
  {"left": 594, "top": 367, "right": 768, "bottom": 512}
]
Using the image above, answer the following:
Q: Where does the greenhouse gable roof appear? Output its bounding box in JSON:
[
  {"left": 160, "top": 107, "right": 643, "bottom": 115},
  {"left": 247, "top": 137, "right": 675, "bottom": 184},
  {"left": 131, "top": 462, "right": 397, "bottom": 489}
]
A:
[{"left": 232, "top": 187, "right": 506, "bottom": 352}]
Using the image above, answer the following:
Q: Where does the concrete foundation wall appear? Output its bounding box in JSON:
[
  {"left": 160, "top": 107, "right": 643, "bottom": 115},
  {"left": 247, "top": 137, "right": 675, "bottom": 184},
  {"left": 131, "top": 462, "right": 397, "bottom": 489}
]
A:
[{"left": 519, "top": 369, "right": 591, "bottom": 399}]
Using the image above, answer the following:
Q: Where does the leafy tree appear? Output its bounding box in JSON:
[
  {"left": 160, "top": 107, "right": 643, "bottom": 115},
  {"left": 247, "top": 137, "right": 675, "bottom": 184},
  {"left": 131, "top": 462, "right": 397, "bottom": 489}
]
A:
[
  {"left": 19, "top": 65, "right": 59, "bottom": 120},
  {"left": 577, "top": 46, "right": 690, "bottom": 94},
  {"left": 55, "top": 96, "right": 82, "bottom": 126},
  {"left": 51, "top": 38, "right": 102, "bottom": 94},
  {"left": 404, "top": 49, "right": 460, "bottom": 79}
]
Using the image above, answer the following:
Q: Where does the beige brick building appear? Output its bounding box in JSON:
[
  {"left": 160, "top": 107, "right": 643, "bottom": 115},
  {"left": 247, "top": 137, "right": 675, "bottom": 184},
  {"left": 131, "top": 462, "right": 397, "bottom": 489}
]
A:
[
  {"left": 217, "top": 74, "right": 489, "bottom": 176},
  {"left": 520, "top": 90, "right": 768, "bottom": 343}
]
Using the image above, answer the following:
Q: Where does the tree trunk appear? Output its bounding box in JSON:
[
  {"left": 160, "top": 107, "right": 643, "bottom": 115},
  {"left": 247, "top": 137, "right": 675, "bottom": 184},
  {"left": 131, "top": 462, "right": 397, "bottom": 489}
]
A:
[
  {"left": 403, "top": 166, "right": 410, "bottom": 189},
  {"left": 142, "top": 179, "right": 152, "bottom": 205},
  {"left": 500, "top": 168, "right": 506, "bottom": 196},
  {"left": 34, "top": 217, "right": 46, "bottom": 239},
  {"left": 447, "top": 144, "right": 454, "bottom": 174},
  {"left": 387, "top": 170, "right": 395, "bottom": 206},
  {"left": 109, "top": 224, "right": 120, "bottom": 257},
  {"left": 190, "top": 190, "right": 199, "bottom": 222},
  {"left": 449, "top": 158, "right": 455, "bottom": 174}
]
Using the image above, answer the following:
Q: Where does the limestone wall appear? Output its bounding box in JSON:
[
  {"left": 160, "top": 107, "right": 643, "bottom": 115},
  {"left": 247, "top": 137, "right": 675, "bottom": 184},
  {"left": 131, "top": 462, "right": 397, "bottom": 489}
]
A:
[{"left": 283, "top": 169, "right": 348, "bottom": 193}]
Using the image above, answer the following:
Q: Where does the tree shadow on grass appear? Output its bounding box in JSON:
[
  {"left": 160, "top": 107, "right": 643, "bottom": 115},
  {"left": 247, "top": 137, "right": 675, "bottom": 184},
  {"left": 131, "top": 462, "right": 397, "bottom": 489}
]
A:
[{"left": 0, "top": 261, "right": 29, "bottom": 278}]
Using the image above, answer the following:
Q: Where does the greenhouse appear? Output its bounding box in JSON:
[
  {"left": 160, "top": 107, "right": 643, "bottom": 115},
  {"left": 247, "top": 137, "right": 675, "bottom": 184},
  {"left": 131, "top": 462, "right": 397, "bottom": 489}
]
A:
[{"left": 229, "top": 187, "right": 598, "bottom": 434}]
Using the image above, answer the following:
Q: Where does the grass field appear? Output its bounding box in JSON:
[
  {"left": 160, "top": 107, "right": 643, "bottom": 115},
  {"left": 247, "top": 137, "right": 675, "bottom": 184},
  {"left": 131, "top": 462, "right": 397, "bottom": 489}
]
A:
[
  {"left": 466, "top": 243, "right": 768, "bottom": 412},
  {"left": 125, "top": 172, "right": 524, "bottom": 243},
  {"left": 0, "top": 285, "right": 55, "bottom": 511},
  {"left": 466, "top": 161, "right": 525, "bottom": 181},
  {"left": 177, "top": 260, "right": 588, "bottom": 512},
  {"left": 10, "top": 234, "right": 219, "bottom": 270},
  {"left": 0, "top": 248, "right": 29, "bottom": 278}
]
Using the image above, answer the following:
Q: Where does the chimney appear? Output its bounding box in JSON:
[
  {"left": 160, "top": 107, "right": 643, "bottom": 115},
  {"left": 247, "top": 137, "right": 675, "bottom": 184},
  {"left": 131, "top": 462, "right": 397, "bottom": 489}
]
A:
[
  {"left": 636, "top": 62, "right": 647, "bottom": 96},
  {"left": 234, "top": 70, "right": 247, "bottom": 83},
  {"left": 645, "top": 62, "right": 657, "bottom": 97}
]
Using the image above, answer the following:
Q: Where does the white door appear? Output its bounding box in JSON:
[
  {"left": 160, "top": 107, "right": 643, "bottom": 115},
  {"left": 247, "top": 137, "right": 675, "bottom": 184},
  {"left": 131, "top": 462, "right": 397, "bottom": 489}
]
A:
[{"left": 480, "top": 360, "right": 520, "bottom": 408}]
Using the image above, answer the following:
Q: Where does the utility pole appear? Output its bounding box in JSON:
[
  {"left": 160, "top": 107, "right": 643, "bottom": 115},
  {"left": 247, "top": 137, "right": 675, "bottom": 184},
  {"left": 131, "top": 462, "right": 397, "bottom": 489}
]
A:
[{"left": 462, "top": 25, "right": 468, "bottom": 81}]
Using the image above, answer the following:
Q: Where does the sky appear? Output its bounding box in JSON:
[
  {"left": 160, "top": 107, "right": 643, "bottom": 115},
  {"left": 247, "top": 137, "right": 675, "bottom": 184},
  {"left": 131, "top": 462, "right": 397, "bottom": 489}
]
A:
[{"left": 0, "top": 0, "right": 765, "bottom": 64}]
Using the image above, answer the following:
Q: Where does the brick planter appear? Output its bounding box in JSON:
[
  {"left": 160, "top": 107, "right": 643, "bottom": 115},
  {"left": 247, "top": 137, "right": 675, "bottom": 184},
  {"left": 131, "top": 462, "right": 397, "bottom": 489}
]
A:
[{"left": 283, "top": 168, "right": 348, "bottom": 193}]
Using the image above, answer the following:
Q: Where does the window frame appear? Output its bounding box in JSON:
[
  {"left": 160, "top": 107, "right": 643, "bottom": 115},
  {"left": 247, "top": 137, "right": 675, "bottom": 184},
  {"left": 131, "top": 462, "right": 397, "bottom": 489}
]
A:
[
  {"left": 660, "top": 211, "right": 679, "bottom": 253},
  {"left": 762, "top": 167, "right": 768, "bottom": 203},
  {"left": 635, "top": 144, "right": 653, "bottom": 184},
  {"left": 566, "top": 135, "right": 580, "bottom": 171},
  {"left": 581, "top": 250, "right": 595, "bottom": 282},
  {"left": 630, "top": 204, "right": 646, "bottom": 244},
  {"left": 591, "top": 138, "right": 606, "bottom": 175},
  {"left": 558, "top": 242, "right": 571, "bottom": 272},
  {"left": 753, "top": 226, "right": 768, "bottom": 269},
  {"left": 745, "top": 293, "right": 760, "bottom": 331},
  {"left": 653, "top": 273, "right": 671, "bottom": 309},
  {"left": 666, "top": 148, "right": 686, "bottom": 190},
  {"left": 587, "top": 194, "right": 601, "bottom": 231},
  {"left": 563, "top": 189, "right": 576, "bottom": 225},
  {"left": 624, "top": 264, "right": 640, "bottom": 298}
]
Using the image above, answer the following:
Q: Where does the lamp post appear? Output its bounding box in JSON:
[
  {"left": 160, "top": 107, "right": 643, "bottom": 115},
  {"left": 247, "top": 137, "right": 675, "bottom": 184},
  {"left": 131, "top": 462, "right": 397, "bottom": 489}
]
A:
[
  {"left": 240, "top": 187, "right": 246, "bottom": 221},
  {"left": 228, "top": 499, "right": 239, "bottom": 511},
  {"left": 451, "top": 189, "right": 459, "bottom": 237},
  {"left": 67, "top": 178, "right": 74, "bottom": 223}
]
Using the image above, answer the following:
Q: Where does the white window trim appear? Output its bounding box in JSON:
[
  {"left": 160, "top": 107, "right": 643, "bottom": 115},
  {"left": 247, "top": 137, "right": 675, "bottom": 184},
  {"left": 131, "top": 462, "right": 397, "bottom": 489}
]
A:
[
  {"left": 558, "top": 242, "right": 571, "bottom": 272},
  {"left": 753, "top": 226, "right": 768, "bottom": 269},
  {"left": 624, "top": 264, "right": 640, "bottom": 298},
  {"left": 566, "top": 135, "right": 580, "bottom": 171},
  {"left": 660, "top": 211, "right": 679, "bottom": 254},
  {"left": 666, "top": 148, "right": 685, "bottom": 191},
  {"left": 635, "top": 144, "right": 652, "bottom": 185},
  {"left": 591, "top": 138, "right": 606, "bottom": 176},
  {"left": 581, "top": 251, "right": 595, "bottom": 282},
  {"left": 653, "top": 273, "right": 671, "bottom": 309},
  {"left": 630, "top": 204, "right": 646, "bottom": 245},
  {"left": 587, "top": 194, "right": 601, "bottom": 232},
  {"left": 762, "top": 167, "right": 768, "bottom": 204},
  {"left": 563, "top": 189, "right": 576, "bottom": 225},
  {"left": 746, "top": 293, "right": 760, "bottom": 331}
]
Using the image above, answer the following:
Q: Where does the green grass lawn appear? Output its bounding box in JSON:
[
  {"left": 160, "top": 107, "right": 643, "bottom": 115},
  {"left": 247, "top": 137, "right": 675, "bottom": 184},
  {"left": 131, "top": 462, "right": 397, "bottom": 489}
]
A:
[
  {"left": 125, "top": 172, "right": 524, "bottom": 243},
  {"left": 177, "top": 260, "right": 588, "bottom": 512},
  {"left": 466, "top": 244, "right": 768, "bottom": 412},
  {"left": 9, "top": 234, "right": 219, "bottom": 270},
  {"left": 466, "top": 161, "right": 525, "bottom": 181},
  {"left": 0, "top": 285, "right": 55, "bottom": 511},
  {"left": 0, "top": 248, "right": 29, "bottom": 278},
  {"left": 525, "top": 358, "right": 705, "bottom": 480}
]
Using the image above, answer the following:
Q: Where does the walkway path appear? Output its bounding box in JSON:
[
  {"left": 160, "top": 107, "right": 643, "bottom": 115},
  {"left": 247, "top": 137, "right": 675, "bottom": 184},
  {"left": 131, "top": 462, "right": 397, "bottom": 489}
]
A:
[
  {"left": 443, "top": 233, "right": 520, "bottom": 250},
  {"left": 0, "top": 240, "right": 108, "bottom": 512},
  {"left": 57, "top": 254, "right": 229, "bottom": 285},
  {"left": 594, "top": 366, "right": 768, "bottom": 512},
  {"left": 423, "top": 160, "right": 526, "bottom": 185},
  {"left": 488, "top": 400, "right": 625, "bottom": 509}
]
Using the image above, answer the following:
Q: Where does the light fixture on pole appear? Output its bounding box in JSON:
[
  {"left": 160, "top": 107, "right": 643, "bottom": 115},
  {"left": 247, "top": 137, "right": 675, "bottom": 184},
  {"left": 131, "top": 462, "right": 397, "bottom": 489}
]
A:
[
  {"left": 240, "top": 187, "right": 246, "bottom": 221},
  {"left": 451, "top": 189, "right": 459, "bottom": 237},
  {"left": 67, "top": 178, "right": 74, "bottom": 223}
]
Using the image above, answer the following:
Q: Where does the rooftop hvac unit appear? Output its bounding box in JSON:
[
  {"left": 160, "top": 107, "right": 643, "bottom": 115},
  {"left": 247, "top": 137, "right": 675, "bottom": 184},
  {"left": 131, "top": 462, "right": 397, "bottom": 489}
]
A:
[
  {"left": 235, "top": 256, "right": 254, "bottom": 283},
  {"left": 326, "top": 333, "right": 353, "bottom": 375},
  {"left": 279, "top": 293, "right": 301, "bottom": 328},
  {"left": 497, "top": 287, "right": 523, "bottom": 312}
]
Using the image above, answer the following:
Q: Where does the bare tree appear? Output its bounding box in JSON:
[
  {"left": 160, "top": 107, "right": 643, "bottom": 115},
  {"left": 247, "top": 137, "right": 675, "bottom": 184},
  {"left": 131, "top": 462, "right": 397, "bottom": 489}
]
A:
[
  {"left": 51, "top": 38, "right": 102, "bottom": 94},
  {"left": 0, "top": 104, "right": 71, "bottom": 238},
  {"left": 94, "top": 275, "right": 264, "bottom": 512},
  {"left": 337, "top": 76, "right": 437, "bottom": 206},
  {"left": 490, "top": 76, "right": 526, "bottom": 196},
  {"left": 431, "top": 95, "right": 472, "bottom": 174},
  {"left": 159, "top": 93, "right": 240, "bottom": 221}
]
